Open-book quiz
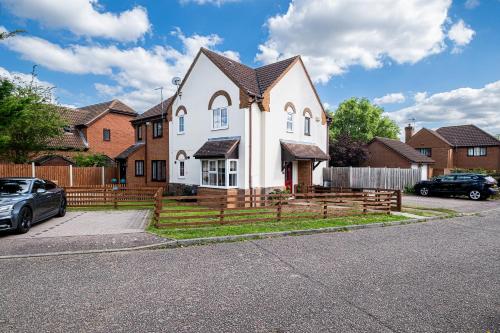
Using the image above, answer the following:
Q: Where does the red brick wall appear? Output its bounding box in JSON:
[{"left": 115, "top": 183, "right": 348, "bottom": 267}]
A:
[
  {"left": 407, "top": 129, "right": 452, "bottom": 170},
  {"left": 453, "top": 147, "right": 500, "bottom": 171},
  {"left": 85, "top": 112, "right": 136, "bottom": 158},
  {"left": 364, "top": 141, "right": 412, "bottom": 168}
]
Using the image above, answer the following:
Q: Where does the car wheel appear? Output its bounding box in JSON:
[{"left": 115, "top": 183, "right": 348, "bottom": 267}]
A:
[
  {"left": 469, "top": 190, "right": 482, "bottom": 201},
  {"left": 16, "top": 207, "right": 32, "bottom": 234},
  {"left": 419, "top": 187, "right": 430, "bottom": 196},
  {"left": 57, "top": 198, "right": 67, "bottom": 217}
]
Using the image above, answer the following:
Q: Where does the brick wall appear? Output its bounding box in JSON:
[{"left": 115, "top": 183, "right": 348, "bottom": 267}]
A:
[
  {"left": 86, "top": 112, "right": 136, "bottom": 158},
  {"left": 364, "top": 141, "right": 413, "bottom": 168},
  {"left": 453, "top": 147, "right": 500, "bottom": 171},
  {"left": 407, "top": 129, "right": 452, "bottom": 169}
]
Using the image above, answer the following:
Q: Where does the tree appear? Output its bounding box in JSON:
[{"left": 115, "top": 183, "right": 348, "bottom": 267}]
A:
[
  {"left": 329, "top": 97, "right": 400, "bottom": 142},
  {"left": 74, "top": 153, "right": 110, "bottom": 167},
  {"left": 0, "top": 73, "right": 67, "bottom": 164},
  {"left": 328, "top": 133, "right": 368, "bottom": 167},
  {"left": 0, "top": 29, "right": 25, "bottom": 40}
]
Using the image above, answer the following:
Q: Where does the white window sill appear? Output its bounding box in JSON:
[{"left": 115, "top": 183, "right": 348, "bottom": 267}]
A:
[
  {"left": 177, "top": 132, "right": 185, "bottom": 135},
  {"left": 199, "top": 185, "right": 238, "bottom": 189},
  {"left": 211, "top": 127, "right": 229, "bottom": 131}
]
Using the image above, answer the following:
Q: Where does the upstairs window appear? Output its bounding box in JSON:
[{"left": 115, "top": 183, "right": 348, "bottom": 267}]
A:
[
  {"left": 467, "top": 147, "right": 486, "bottom": 156},
  {"left": 212, "top": 107, "right": 228, "bottom": 130},
  {"left": 304, "top": 116, "right": 311, "bottom": 136},
  {"left": 286, "top": 111, "right": 294, "bottom": 132},
  {"left": 153, "top": 121, "right": 163, "bottom": 138},
  {"left": 178, "top": 114, "right": 185, "bottom": 134},
  {"left": 136, "top": 125, "right": 143, "bottom": 141},
  {"left": 103, "top": 129, "right": 111, "bottom": 141},
  {"left": 417, "top": 148, "right": 432, "bottom": 157}
]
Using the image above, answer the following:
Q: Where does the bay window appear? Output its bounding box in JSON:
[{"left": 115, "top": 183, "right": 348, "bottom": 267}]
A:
[
  {"left": 201, "top": 159, "right": 238, "bottom": 188},
  {"left": 212, "top": 107, "right": 228, "bottom": 130}
]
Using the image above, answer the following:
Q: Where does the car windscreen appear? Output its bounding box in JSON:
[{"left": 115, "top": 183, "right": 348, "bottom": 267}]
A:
[{"left": 0, "top": 180, "right": 31, "bottom": 194}]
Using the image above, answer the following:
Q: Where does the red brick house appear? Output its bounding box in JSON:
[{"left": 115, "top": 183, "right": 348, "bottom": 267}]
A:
[
  {"left": 115, "top": 100, "right": 170, "bottom": 187},
  {"left": 36, "top": 100, "right": 137, "bottom": 165},
  {"left": 364, "top": 137, "right": 434, "bottom": 180},
  {"left": 406, "top": 124, "right": 500, "bottom": 175}
]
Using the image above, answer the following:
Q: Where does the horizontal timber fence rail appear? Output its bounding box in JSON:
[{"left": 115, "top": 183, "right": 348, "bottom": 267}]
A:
[
  {"left": 0, "top": 163, "right": 116, "bottom": 187},
  {"left": 323, "top": 166, "right": 421, "bottom": 190},
  {"left": 154, "top": 191, "right": 396, "bottom": 229},
  {"left": 297, "top": 185, "right": 402, "bottom": 212},
  {"left": 66, "top": 187, "right": 163, "bottom": 209}
]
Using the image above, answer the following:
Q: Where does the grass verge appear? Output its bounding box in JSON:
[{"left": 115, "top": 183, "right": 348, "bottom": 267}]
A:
[{"left": 148, "top": 213, "right": 408, "bottom": 240}]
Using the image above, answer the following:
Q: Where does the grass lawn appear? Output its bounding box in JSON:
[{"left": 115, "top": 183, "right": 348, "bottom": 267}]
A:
[{"left": 148, "top": 213, "right": 408, "bottom": 240}]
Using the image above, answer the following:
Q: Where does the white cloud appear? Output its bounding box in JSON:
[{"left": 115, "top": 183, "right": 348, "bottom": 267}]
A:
[
  {"left": 256, "top": 0, "right": 462, "bottom": 84},
  {"left": 465, "top": 0, "right": 480, "bottom": 9},
  {"left": 0, "top": 65, "right": 53, "bottom": 89},
  {"left": 374, "top": 93, "right": 406, "bottom": 105},
  {"left": 389, "top": 81, "right": 500, "bottom": 135},
  {"left": 0, "top": 0, "right": 150, "bottom": 42},
  {"left": 0, "top": 28, "right": 239, "bottom": 110},
  {"left": 179, "top": 0, "right": 239, "bottom": 5},
  {"left": 448, "top": 19, "right": 475, "bottom": 53},
  {"left": 414, "top": 92, "right": 428, "bottom": 103}
]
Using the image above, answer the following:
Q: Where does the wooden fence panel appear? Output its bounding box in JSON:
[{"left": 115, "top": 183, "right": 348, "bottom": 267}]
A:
[
  {"left": 0, "top": 164, "right": 33, "bottom": 177},
  {"left": 36, "top": 166, "right": 71, "bottom": 186},
  {"left": 323, "top": 167, "right": 421, "bottom": 190}
]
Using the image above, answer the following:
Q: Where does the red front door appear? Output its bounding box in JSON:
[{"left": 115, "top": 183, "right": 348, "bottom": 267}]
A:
[{"left": 285, "top": 163, "right": 293, "bottom": 191}]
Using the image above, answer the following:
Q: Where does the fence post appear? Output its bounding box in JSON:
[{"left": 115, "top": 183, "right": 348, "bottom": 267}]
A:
[
  {"left": 113, "top": 189, "right": 118, "bottom": 209},
  {"left": 101, "top": 166, "right": 105, "bottom": 186},
  {"left": 69, "top": 165, "right": 73, "bottom": 187},
  {"left": 362, "top": 193, "right": 367, "bottom": 214},
  {"left": 154, "top": 188, "right": 162, "bottom": 226},
  {"left": 323, "top": 200, "right": 328, "bottom": 219},
  {"left": 219, "top": 196, "right": 225, "bottom": 225},
  {"left": 277, "top": 195, "right": 282, "bottom": 221},
  {"left": 395, "top": 190, "right": 402, "bottom": 212},
  {"left": 31, "top": 162, "right": 36, "bottom": 178}
]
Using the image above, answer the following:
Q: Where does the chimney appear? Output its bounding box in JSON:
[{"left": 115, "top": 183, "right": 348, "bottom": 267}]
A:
[{"left": 405, "top": 124, "right": 414, "bottom": 143}]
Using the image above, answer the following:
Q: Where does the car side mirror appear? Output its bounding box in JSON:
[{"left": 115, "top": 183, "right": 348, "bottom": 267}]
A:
[{"left": 36, "top": 188, "right": 47, "bottom": 194}]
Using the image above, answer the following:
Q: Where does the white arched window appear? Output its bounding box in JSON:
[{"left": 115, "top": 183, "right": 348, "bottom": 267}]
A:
[{"left": 286, "top": 111, "right": 294, "bottom": 132}]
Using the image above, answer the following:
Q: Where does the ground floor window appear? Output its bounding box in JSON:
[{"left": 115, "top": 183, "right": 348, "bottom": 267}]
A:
[
  {"left": 467, "top": 147, "right": 486, "bottom": 156},
  {"left": 135, "top": 160, "right": 144, "bottom": 176},
  {"left": 152, "top": 160, "right": 166, "bottom": 181},
  {"left": 179, "top": 161, "right": 185, "bottom": 178},
  {"left": 201, "top": 159, "right": 238, "bottom": 188}
]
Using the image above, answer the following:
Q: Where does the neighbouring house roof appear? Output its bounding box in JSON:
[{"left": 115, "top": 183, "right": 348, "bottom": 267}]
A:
[
  {"left": 115, "top": 143, "right": 145, "bottom": 160},
  {"left": 32, "top": 154, "right": 76, "bottom": 166},
  {"left": 45, "top": 130, "right": 88, "bottom": 150},
  {"left": 371, "top": 137, "right": 435, "bottom": 164},
  {"left": 193, "top": 138, "right": 240, "bottom": 159},
  {"left": 436, "top": 124, "right": 500, "bottom": 147},
  {"left": 280, "top": 141, "right": 329, "bottom": 162},
  {"left": 133, "top": 97, "right": 173, "bottom": 122}
]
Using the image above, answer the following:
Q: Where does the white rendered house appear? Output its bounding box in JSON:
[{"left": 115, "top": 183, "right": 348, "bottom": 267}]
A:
[{"left": 166, "top": 48, "right": 330, "bottom": 195}]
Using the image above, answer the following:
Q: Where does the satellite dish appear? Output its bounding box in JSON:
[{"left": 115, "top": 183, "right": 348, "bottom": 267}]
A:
[{"left": 172, "top": 77, "right": 182, "bottom": 86}]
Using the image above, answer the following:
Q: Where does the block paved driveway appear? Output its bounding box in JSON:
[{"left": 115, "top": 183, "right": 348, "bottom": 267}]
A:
[
  {"left": 0, "top": 211, "right": 167, "bottom": 256},
  {"left": 1, "top": 211, "right": 498, "bottom": 332}
]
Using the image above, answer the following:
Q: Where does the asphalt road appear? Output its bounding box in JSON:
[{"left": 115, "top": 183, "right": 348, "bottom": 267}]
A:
[
  {"left": 403, "top": 195, "right": 499, "bottom": 213},
  {"left": 1, "top": 211, "right": 499, "bottom": 332}
]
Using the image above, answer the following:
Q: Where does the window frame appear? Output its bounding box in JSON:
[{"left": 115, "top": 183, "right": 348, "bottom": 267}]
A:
[
  {"left": 178, "top": 160, "right": 185, "bottom": 178},
  {"left": 151, "top": 160, "right": 166, "bottom": 181},
  {"left": 152, "top": 121, "right": 163, "bottom": 139},
  {"left": 136, "top": 125, "right": 143, "bottom": 141},
  {"left": 135, "top": 160, "right": 145, "bottom": 177},
  {"left": 103, "top": 128, "right": 111, "bottom": 141},
  {"left": 200, "top": 159, "right": 238, "bottom": 188},
  {"left": 178, "top": 114, "right": 185, "bottom": 135},
  {"left": 467, "top": 147, "right": 487, "bottom": 157},
  {"left": 286, "top": 111, "right": 294, "bottom": 133},
  {"left": 417, "top": 148, "right": 432, "bottom": 157},
  {"left": 304, "top": 116, "right": 311, "bottom": 136},
  {"left": 211, "top": 107, "right": 229, "bottom": 130}
]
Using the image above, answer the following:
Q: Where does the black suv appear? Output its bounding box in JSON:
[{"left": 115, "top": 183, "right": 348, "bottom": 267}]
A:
[{"left": 414, "top": 173, "right": 498, "bottom": 200}]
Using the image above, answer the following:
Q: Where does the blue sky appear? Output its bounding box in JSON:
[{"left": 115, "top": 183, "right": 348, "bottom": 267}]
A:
[{"left": 1, "top": 0, "right": 499, "bottom": 135}]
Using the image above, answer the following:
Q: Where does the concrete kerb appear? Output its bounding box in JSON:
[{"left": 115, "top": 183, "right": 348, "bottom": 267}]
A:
[{"left": 0, "top": 213, "right": 463, "bottom": 260}]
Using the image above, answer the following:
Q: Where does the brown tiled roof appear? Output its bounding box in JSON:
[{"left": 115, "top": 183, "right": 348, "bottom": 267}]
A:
[
  {"left": 45, "top": 130, "right": 87, "bottom": 150},
  {"left": 372, "top": 137, "right": 434, "bottom": 163},
  {"left": 116, "top": 143, "right": 145, "bottom": 160},
  {"left": 436, "top": 125, "right": 500, "bottom": 147},
  {"left": 201, "top": 48, "right": 299, "bottom": 97},
  {"left": 425, "top": 128, "right": 452, "bottom": 146},
  {"left": 281, "top": 141, "right": 329, "bottom": 162},
  {"left": 135, "top": 97, "right": 173, "bottom": 121},
  {"left": 193, "top": 138, "right": 240, "bottom": 159},
  {"left": 76, "top": 99, "right": 136, "bottom": 125}
]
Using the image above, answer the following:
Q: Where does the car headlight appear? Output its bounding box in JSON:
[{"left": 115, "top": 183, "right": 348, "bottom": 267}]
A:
[{"left": 0, "top": 205, "right": 14, "bottom": 214}]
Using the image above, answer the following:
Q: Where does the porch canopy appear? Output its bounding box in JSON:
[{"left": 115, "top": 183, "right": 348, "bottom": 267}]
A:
[
  {"left": 280, "top": 140, "right": 329, "bottom": 163},
  {"left": 193, "top": 138, "right": 240, "bottom": 159}
]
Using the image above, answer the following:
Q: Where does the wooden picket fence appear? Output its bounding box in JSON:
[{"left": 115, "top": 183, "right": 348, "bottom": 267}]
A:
[
  {"left": 153, "top": 191, "right": 395, "bottom": 229},
  {"left": 0, "top": 163, "right": 117, "bottom": 187},
  {"left": 65, "top": 187, "right": 162, "bottom": 208}
]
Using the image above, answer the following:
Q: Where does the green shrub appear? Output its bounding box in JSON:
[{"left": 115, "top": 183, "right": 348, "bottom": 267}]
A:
[
  {"left": 404, "top": 185, "right": 416, "bottom": 194},
  {"left": 74, "top": 153, "right": 111, "bottom": 167}
]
